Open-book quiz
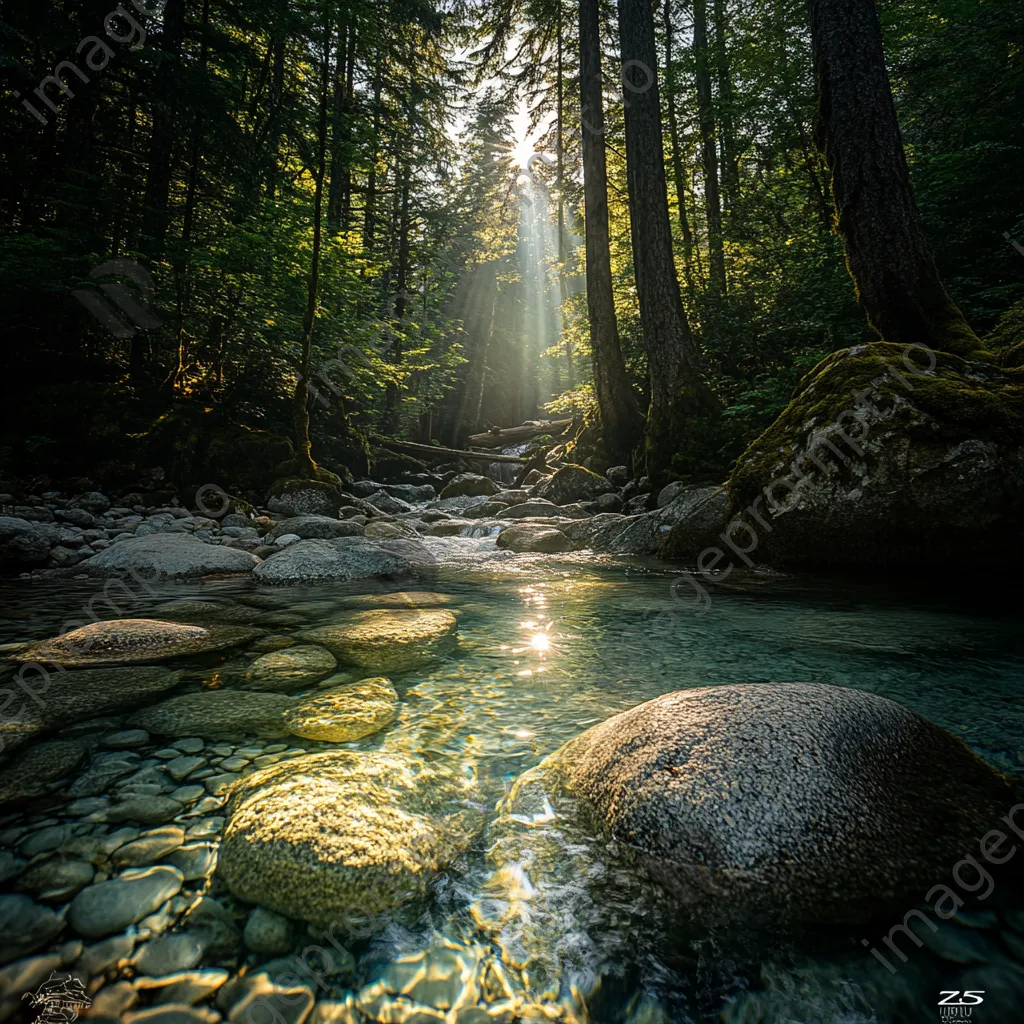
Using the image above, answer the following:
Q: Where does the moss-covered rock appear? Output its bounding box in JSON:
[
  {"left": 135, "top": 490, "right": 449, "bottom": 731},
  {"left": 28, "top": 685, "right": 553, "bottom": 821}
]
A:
[
  {"left": 242, "top": 645, "right": 337, "bottom": 693},
  {"left": 217, "top": 751, "right": 476, "bottom": 928},
  {"left": 284, "top": 676, "right": 398, "bottom": 742},
  {"left": 723, "top": 342, "right": 1024, "bottom": 567},
  {"left": 495, "top": 524, "right": 571, "bottom": 554},
  {"left": 534, "top": 465, "right": 614, "bottom": 505},
  {"left": 266, "top": 466, "right": 346, "bottom": 518},
  {"left": 302, "top": 610, "right": 458, "bottom": 672}
]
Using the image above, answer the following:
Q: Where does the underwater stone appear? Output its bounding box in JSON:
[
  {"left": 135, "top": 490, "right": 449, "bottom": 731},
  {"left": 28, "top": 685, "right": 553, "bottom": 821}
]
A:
[
  {"left": 69, "top": 865, "right": 183, "bottom": 939},
  {"left": 131, "top": 691, "right": 294, "bottom": 741},
  {"left": 285, "top": 677, "right": 398, "bottom": 743},
  {"left": 242, "top": 645, "right": 337, "bottom": 693}
]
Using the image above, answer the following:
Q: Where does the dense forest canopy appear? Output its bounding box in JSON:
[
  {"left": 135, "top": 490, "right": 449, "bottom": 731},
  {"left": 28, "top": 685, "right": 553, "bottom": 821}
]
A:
[{"left": 0, "top": 0, "right": 1021, "bottom": 496}]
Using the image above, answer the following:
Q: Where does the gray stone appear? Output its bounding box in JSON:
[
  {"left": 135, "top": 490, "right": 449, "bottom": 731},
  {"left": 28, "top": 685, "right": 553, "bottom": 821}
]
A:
[
  {"left": 180, "top": 897, "right": 240, "bottom": 961},
  {"left": 267, "top": 516, "right": 365, "bottom": 541},
  {"left": 606, "top": 466, "right": 630, "bottom": 487},
  {"left": 243, "top": 907, "right": 294, "bottom": 955},
  {"left": 80, "top": 532, "right": 259, "bottom": 579},
  {"left": 242, "top": 645, "right": 337, "bottom": 693},
  {"left": 0, "top": 742, "right": 86, "bottom": 808},
  {"left": 75, "top": 934, "right": 135, "bottom": 978},
  {"left": 69, "top": 865, "right": 184, "bottom": 938},
  {"left": 495, "top": 524, "right": 571, "bottom": 554},
  {"left": 132, "top": 692, "right": 294, "bottom": 741},
  {"left": 165, "top": 756, "right": 207, "bottom": 782},
  {"left": 364, "top": 491, "right": 413, "bottom": 515},
  {"left": 267, "top": 487, "right": 341, "bottom": 518},
  {"left": 111, "top": 828, "right": 185, "bottom": 868},
  {"left": 170, "top": 785, "right": 206, "bottom": 804},
  {"left": 164, "top": 844, "right": 217, "bottom": 881},
  {"left": 105, "top": 797, "right": 185, "bottom": 826},
  {"left": 103, "top": 730, "right": 151, "bottom": 749},
  {"left": 252, "top": 537, "right": 414, "bottom": 586},
  {"left": 534, "top": 465, "right": 613, "bottom": 505},
  {"left": 0, "top": 895, "right": 65, "bottom": 963},
  {"left": 493, "top": 500, "right": 559, "bottom": 520},
  {"left": 133, "top": 933, "right": 204, "bottom": 977},
  {"left": 439, "top": 474, "right": 500, "bottom": 499},
  {"left": 138, "top": 967, "right": 229, "bottom": 1006},
  {"left": 172, "top": 738, "right": 205, "bottom": 754},
  {"left": 12, "top": 857, "right": 94, "bottom": 901},
  {"left": 516, "top": 683, "right": 1015, "bottom": 924}
]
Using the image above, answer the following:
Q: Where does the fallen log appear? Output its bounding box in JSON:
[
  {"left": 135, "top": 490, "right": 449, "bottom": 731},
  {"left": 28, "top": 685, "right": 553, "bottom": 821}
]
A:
[
  {"left": 371, "top": 436, "right": 529, "bottom": 464},
  {"left": 467, "top": 418, "right": 572, "bottom": 449}
]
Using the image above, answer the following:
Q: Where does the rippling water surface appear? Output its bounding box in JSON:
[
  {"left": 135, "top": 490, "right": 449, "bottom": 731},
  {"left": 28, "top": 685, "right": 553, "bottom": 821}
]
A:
[{"left": 2, "top": 545, "right": 1023, "bottom": 1023}]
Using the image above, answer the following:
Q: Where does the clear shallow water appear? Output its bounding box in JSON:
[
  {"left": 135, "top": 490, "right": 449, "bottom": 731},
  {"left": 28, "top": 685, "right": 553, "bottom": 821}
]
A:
[{"left": 1, "top": 548, "right": 1023, "bottom": 1022}]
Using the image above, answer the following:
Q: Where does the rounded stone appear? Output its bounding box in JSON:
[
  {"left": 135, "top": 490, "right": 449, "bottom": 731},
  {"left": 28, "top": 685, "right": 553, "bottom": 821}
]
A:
[
  {"left": 243, "top": 907, "right": 294, "bottom": 955},
  {"left": 285, "top": 677, "right": 398, "bottom": 743},
  {"left": 495, "top": 525, "right": 571, "bottom": 554},
  {"left": 0, "top": 741, "right": 86, "bottom": 809},
  {"left": 523, "top": 682, "right": 1015, "bottom": 924},
  {"left": 243, "top": 646, "right": 337, "bottom": 693},
  {"left": 302, "top": 610, "right": 458, "bottom": 672},
  {"left": 68, "top": 865, "right": 184, "bottom": 939},
  {"left": 80, "top": 533, "right": 259, "bottom": 579},
  {"left": 217, "top": 751, "right": 474, "bottom": 928},
  {"left": 13, "top": 620, "right": 259, "bottom": 668},
  {"left": 131, "top": 691, "right": 295, "bottom": 741}
]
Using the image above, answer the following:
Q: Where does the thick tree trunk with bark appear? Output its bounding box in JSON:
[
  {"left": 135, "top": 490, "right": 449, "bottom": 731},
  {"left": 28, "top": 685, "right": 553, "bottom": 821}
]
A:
[
  {"left": 809, "top": 0, "right": 984, "bottom": 358},
  {"left": 618, "top": 0, "right": 716, "bottom": 485},
  {"left": 556, "top": 8, "right": 575, "bottom": 387},
  {"left": 693, "top": 0, "right": 727, "bottom": 295},
  {"left": 579, "top": 0, "right": 643, "bottom": 463}
]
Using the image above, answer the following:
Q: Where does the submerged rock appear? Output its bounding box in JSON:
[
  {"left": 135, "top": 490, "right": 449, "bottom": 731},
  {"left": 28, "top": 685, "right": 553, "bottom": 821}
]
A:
[
  {"left": 252, "top": 537, "right": 414, "bottom": 585},
  {"left": 495, "top": 524, "right": 571, "bottom": 554},
  {"left": 302, "top": 609, "right": 458, "bottom": 672},
  {"left": 242, "top": 645, "right": 338, "bottom": 692},
  {"left": 217, "top": 751, "right": 475, "bottom": 928},
  {"left": 69, "top": 865, "right": 183, "bottom": 939},
  {"left": 335, "top": 591, "right": 454, "bottom": 610},
  {"left": 131, "top": 691, "right": 294, "bottom": 740},
  {"left": 285, "top": 676, "right": 398, "bottom": 742},
  {"left": 81, "top": 534, "right": 259, "bottom": 578},
  {"left": 0, "top": 740, "right": 86, "bottom": 808},
  {"left": 511, "top": 683, "right": 1016, "bottom": 925},
  {"left": 0, "top": 894, "right": 66, "bottom": 963},
  {"left": 10, "top": 620, "right": 258, "bottom": 668}
]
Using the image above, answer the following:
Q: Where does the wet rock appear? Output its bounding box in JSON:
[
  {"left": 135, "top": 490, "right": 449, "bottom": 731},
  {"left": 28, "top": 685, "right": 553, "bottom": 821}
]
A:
[
  {"left": 493, "top": 500, "right": 558, "bottom": 520},
  {"left": 0, "top": 517, "right": 51, "bottom": 569},
  {"left": 69, "top": 865, "right": 183, "bottom": 939},
  {"left": 13, "top": 857, "right": 95, "bottom": 901},
  {"left": 440, "top": 474, "right": 500, "bottom": 499},
  {"left": 593, "top": 492, "right": 623, "bottom": 513},
  {"left": 243, "top": 907, "right": 294, "bottom": 955},
  {"left": 111, "top": 827, "right": 185, "bottom": 868},
  {"left": 105, "top": 797, "right": 185, "bottom": 826},
  {"left": 302, "top": 610, "right": 458, "bottom": 672},
  {"left": 81, "top": 533, "right": 259, "bottom": 579},
  {"left": 133, "top": 933, "right": 204, "bottom": 977},
  {"left": 224, "top": 975, "right": 314, "bottom": 1024},
  {"left": 104, "top": 730, "right": 151, "bottom": 749},
  {"left": 69, "top": 752, "right": 143, "bottom": 798},
  {"left": 180, "top": 897, "right": 240, "bottom": 961},
  {"left": 152, "top": 600, "right": 263, "bottom": 625},
  {"left": 519, "top": 682, "right": 1015, "bottom": 924},
  {"left": 12, "top": 621, "right": 258, "bottom": 669},
  {"left": 217, "top": 751, "right": 475, "bottom": 928},
  {"left": 132, "top": 692, "right": 294, "bottom": 741},
  {"left": 534, "top": 465, "right": 613, "bottom": 505},
  {"left": 365, "top": 491, "right": 413, "bottom": 515},
  {"left": 75, "top": 492, "right": 111, "bottom": 515},
  {"left": 86, "top": 979, "right": 138, "bottom": 1020},
  {"left": 75, "top": 933, "right": 135, "bottom": 978},
  {"left": 0, "top": 894, "right": 66, "bottom": 963},
  {"left": 267, "top": 516, "right": 365, "bottom": 542},
  {"left": 335, "top": 591, "right": 454, "bottom": 610},
  {"left": 462, "top": 501, "right": 509, "bottom": 519},
  {"left": 253, "top": 538, "right": 414, "bottom": 586},
  {"left": 165, "top": 844, "right": 217, "bottom": 881},
  {"left": 285, "top": 677, "right": 398, "bottom": 743},
  {"left": 0, "top": 740, "right": 86, "bottom": 808},
  {"left": 363, "top": 520, "right": 418, "bottom": 540},
  {"left": 241, "top": 646, "right": 337, "bottom": 693},
  {"left": 560, "top": 513, "right": 632, "bottom": 552},
  {"left": 657, "top": 486, "right": 734, "bottom": 560},
  {"left": 19, "top": 826, "right": 71, "bottom": 858},
  {"left": 136, "top": 967, "right": 229, "bottom": 1006},
  {"left": 165, "top": 756, "right": 207, "bottom": 782},
  {"left": 124, "top": 1004, "right": 221, "bottom": 1024},
  {"left": 495, "top": 525, "right": 571, "bottom": 554},
  {"left": 606, "top": 466, "right": 630, "bottom": 487},
  {"left": 267, "top": 487, "right": 341, "bottom": 518}
]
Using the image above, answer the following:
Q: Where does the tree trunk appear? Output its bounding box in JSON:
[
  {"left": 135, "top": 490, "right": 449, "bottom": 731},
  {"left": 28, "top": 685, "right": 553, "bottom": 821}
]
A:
[
  {"left": 663, "top": 0, "right": 698, "bottom": 295},
  {"left": 556, "top": 6, "right": 575, "bottom": 388},
  {"left": 579, "top": 0, "right": 643, "bottom": 463},
  {"left": 618, "top": 0, "right": 717, "bottom": 485},
  {"left": 326, "top": 23, "right": 348, "bottom": 235},
  {"left": 364, "top": 67, "right": 383, "bottom": 252},
  {"left": 693, "top": 0, "right": 727, "bottom": 295},
  {"left": 293, "top": 13, "right": 331, "bottom": 479},
  {"left": 712, "top": 0, "right": 739, "bottom": 209},
  {"left": 809, "top": 0, "right": 983, "bottom": 357}
]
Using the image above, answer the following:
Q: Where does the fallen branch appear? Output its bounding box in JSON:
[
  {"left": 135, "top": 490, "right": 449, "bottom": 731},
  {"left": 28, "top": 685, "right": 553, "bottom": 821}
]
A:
[
  {"left": 371, "top": 436, "right": 529, "bottom": 464},
  {"left": 467, "top": 418, "right": 572, "bottom": 449}
]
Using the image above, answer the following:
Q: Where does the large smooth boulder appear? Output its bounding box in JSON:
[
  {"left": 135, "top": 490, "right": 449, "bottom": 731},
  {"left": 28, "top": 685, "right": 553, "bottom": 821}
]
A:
[
  {"left": 610, "top": 486, "right": 729, "bottom": 557},
  {"left": 364, "top": 491, "right": 413, "bottom": 515},
  {"left": 252, "top": 537, "right": 414, "bottom": 585},
  {"left": 302, "top": 609, "right": 458, "bottom": 672},
  {"left": 217, "top": 751, "right": 476, "bottom": 927},
  {"left": 440, "top": 474, "right": 500, "bottom": 499},
  {"left": 9, "top": 620, "right": 258, "bottom": 668},
  {"left": 513, "top": 683, "right": 1015, "bottom": 923},
  {"left": 0, "top": 740, "right": 86, "bottom": 808},
  {"left": 726, "top": 343, "right": 1024, "bottom": 568},
  {"left": 534, "top": 465, "right": 614, "bottom": 505},
  {"left": 267, "top": 516, "right": 364, "bottom": 541},
  {"left": 284, "top": 676, "right": 398, "bottom": 742},
  {"left": 242, "top": 645, "right": 337, "bottom": 692},
  {"left": 82, "top": 534, "right": 259, "bottom": 579},
  {"left": 131, "top": 691, "right": 294, "bottom": 740}
]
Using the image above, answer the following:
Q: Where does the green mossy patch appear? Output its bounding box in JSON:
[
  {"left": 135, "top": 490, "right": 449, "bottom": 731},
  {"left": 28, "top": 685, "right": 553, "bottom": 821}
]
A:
[{"left": 729, "top": 342, "right": 1024, "bottom": 506}]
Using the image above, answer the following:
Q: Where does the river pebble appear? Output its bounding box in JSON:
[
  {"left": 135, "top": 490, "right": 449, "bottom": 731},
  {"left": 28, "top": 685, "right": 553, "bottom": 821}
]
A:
[{"left": 68, "top": 865, "right": 184, "bottom": 938}]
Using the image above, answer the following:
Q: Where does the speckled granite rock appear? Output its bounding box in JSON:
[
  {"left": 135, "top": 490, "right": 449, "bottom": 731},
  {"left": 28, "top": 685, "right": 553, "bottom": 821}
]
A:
[
  {"left": 217, "top": 751, "right": 475, "bottom": 928},
  {"left": 80, "top": 533, "right": 259, "bottom": 578},
  {"left": 495, "top": 525, "right": 571, "bottom": 554},
  {"left": 0, "top": 740, "right": 86, "bottom": 808},
  {"left": 9, "top": 620, "right": 259, "bottom": 668},
  {"left": 131, "top": 691, "right": 294, "bottom": 740},
  {"left": 285, "top": 677, "right": 398, "bottom": 742},
  {"left": 252, "top": 538, "right": 414, "bottom": 586},
  {"left": 513, "top": 682, "right": 1016, "bottom": 924},
  {"left": 242, "top": 645, "right": 337, "bottom": 693},
  {"left": 302, "top": 610, "right": 458, "bottom": 672}
]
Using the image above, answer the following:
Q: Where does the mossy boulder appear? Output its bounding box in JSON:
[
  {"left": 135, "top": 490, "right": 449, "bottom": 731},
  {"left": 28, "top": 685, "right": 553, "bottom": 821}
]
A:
[
  {"left": 284, "top": 676, "right": 398, "bottom": 742},
  {"left": 302, "top": 609, "right": 458, "bottom": 672},
  {"left": 534, "top": 465, "right": 614, "bottom": 505},
  {"left": 266, "top": 466, "right": 346, "bottom": 518},
  {"left": 495, "top": 524, "right": 571, "bottom": 554},
  {"left": 723, "top": 342, "right": 1024, "bottom": 567},
  {"left": 511, "top": 683, "right": 1014, "bottom": 925},
  {"left": 439, "top": 474, "right": 500, "bottom": 499},
  {"left": 217, "top": 751, "right": 476, "bottom": 928}
]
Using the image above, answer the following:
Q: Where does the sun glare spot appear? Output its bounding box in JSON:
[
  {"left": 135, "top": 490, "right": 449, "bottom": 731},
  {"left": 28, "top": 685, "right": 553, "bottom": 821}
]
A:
[{"left": 530, "top": 632, "right": 550, "bottom": 653}]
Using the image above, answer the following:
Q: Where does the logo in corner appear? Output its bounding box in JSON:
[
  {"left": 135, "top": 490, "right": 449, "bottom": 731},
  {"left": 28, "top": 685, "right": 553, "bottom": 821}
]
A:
[
  {"left": 938, "top": 990, "right": 984, "bottom": 1020},
  {"left": 22, "top": 973, "right": 91, "bottom": 1023}
]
